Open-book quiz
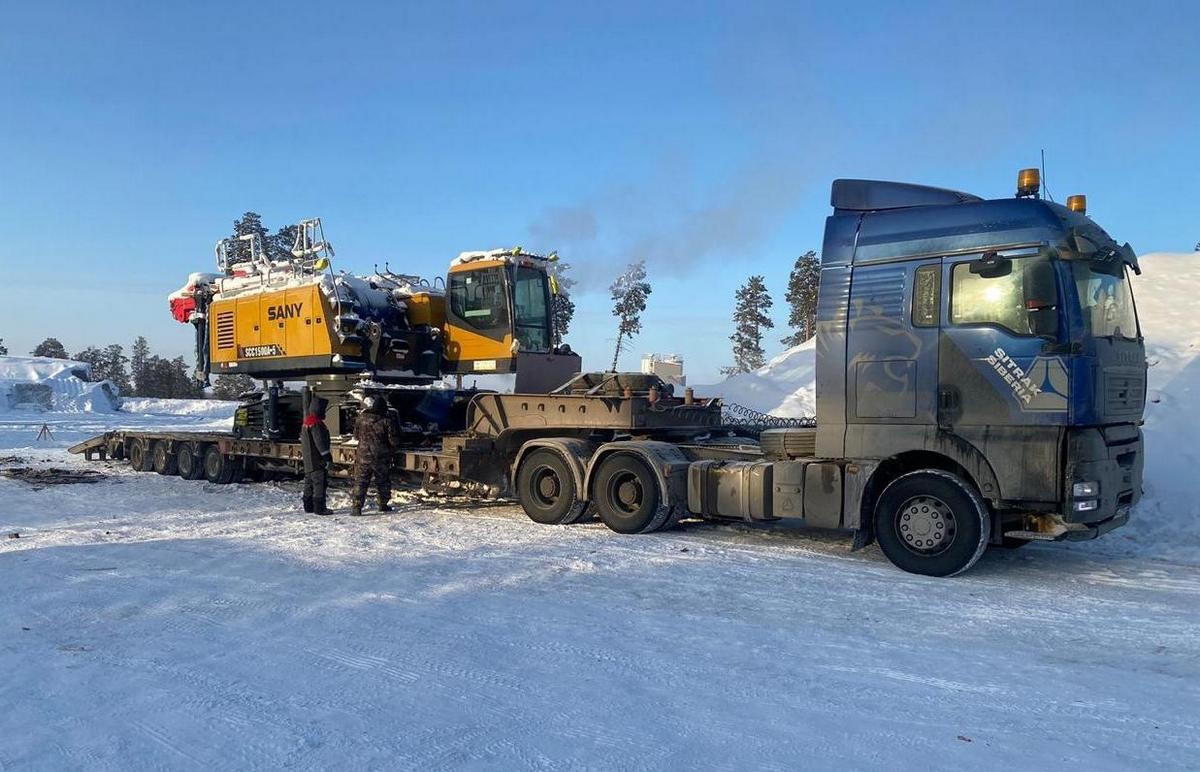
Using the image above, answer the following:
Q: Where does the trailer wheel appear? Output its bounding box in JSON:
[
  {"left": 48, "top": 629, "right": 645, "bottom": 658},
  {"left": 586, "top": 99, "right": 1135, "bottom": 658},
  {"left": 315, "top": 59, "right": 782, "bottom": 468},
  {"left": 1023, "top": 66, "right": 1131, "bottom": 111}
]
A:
[
  {"left": 128, "top": 439, "right": 154, "bottom": 472},
  {"left": 515, "top": 449, "right": 588, "bottom": 525},
  {"left": 873, "top": 470, "right": 990, "bottom": 577},
  {"left": 151, "top": 441, "right": 178, "bottom": 476},
  {"left": 203, "top": 445, "right": 239, "bottom": 485},
  {"left": 592, "top": 454, "right": 671, "bottom": 535},
  {"left": 176, "top": 443, "right": 206, "bottom": 480}
]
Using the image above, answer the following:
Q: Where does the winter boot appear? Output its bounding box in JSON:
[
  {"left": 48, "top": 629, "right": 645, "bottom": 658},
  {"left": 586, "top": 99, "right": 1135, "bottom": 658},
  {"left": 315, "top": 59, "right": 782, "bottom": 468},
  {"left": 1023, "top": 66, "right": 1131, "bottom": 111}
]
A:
[
  {"left": 302, "top": 497, "right": 314, "bottom": 514},
  {"left": 350, "top": 499, "right": 365, "bottom": 517},
  {"left": 377, "top": 497, "right": 393, "bottom": 513},
  {"left": 313, "top": 498, "right": 331, "bottom": 516}
]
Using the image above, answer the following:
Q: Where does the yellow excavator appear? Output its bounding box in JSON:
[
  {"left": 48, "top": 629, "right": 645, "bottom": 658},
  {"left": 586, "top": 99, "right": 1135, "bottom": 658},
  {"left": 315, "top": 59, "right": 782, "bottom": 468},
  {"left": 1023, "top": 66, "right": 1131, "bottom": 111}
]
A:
[{"left": 170, "top": 219, "right": 581, "bottom": 438}]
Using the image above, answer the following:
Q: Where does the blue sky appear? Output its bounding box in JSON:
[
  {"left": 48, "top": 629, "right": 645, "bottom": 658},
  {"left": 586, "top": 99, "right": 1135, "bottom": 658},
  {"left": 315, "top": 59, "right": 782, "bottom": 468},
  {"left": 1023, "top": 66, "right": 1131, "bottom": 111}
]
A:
[{"left": 1, "top": 0, "right": 1197, "bottom": 383}]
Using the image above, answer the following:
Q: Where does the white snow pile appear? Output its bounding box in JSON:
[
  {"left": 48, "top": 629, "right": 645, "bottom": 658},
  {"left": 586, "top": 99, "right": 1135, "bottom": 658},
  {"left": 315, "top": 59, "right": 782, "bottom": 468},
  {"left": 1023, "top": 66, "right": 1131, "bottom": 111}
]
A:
[
  {"left": 1125, "top": 252, "right": 1200, "bottom": 561},
  {"left": 703, "top": 252, "right": 1200, "bottom": 563},
  {"left": 0, "top": 355, "right": 121, "bottom": 413},
  {"left": 121, "top": 396, "right": 240, "bottom": 419},
  {"left": 697, "top": 338, "right": 817, "bottom": 417}
]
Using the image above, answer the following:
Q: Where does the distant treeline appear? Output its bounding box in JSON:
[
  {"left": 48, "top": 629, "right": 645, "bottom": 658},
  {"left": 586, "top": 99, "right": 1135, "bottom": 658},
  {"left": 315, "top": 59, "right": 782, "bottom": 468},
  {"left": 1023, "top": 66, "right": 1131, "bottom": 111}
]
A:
[{"left": 19, "top": 336, "right": 252, "bottom": 400}]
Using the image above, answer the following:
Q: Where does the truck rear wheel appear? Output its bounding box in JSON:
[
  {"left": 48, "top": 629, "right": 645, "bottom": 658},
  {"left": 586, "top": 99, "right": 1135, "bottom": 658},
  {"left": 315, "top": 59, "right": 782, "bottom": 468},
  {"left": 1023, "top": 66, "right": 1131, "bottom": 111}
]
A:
[
  {"left": 516, "top": 449, "right": 588, "bottom": 525},
  {"left": 592, "top": 454, "right": 671, "bottom": 535},
  {"left": 176, "top": 443, "right": 206, "bottom": 480},
  {"left": 873, "top": 470, "right": 989, "bottom": 577},
  {"left": 128, "top": 439, "right": 153, "bottom": 472},
  {"left": 151, "top": 441, "right": 178, "bottom": 475},
  {"left": 203, "top": 445, "right": 239, "bottom": 485}
]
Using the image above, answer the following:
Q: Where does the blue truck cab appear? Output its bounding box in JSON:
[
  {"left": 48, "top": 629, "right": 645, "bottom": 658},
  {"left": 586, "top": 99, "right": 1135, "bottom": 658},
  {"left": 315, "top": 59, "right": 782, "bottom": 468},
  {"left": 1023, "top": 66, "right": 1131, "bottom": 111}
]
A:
[
  {"left": 808, "top": 174, "right": 1145, "bottom": 573},
  {"left": 683, "top": 172, "right": 1145, "bottom": 575}
]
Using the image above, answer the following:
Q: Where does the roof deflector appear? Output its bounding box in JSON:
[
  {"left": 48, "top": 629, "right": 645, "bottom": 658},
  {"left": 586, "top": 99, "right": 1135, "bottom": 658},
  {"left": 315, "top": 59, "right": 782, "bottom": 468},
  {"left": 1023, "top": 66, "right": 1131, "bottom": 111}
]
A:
[{"left": 831, "top": 179, "right": 983, "bottom": 213}]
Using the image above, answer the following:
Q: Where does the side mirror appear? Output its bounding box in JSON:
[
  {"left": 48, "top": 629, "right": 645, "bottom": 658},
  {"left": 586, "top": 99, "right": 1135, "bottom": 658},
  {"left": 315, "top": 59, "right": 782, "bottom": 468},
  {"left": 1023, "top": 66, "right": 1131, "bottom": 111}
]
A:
[{"left": 969, "top": 251, "right": 1012, "bottom": 278}]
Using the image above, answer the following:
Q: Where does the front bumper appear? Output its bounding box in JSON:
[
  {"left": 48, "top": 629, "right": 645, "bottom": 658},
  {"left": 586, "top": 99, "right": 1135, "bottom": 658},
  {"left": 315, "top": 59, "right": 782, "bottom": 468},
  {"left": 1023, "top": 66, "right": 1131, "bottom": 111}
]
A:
[
  {"left": 1004, "top": 507, "right": 1130, "bottom": 543},
  {"left": 1064, "top": 424, "right": 1143, "bottom": 524}
]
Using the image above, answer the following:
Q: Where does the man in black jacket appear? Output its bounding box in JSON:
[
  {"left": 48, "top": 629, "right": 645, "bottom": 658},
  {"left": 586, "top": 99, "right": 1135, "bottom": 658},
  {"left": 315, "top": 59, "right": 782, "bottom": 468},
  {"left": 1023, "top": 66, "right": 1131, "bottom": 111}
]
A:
[
  {"left": 301, "top": 396, "right": 333, "bottom": 516},
  {"left": 351, "top": 394, "right": 400, "bottom": 516}
]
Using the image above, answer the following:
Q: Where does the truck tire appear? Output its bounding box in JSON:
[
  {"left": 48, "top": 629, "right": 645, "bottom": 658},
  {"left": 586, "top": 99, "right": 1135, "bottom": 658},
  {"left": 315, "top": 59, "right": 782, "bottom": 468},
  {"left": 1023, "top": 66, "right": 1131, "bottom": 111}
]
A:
[
  {"left": 873, "top": 470, "right": 990, "bottom": 577},
  {"left": 592, "top": 454, "right": 672, "bottom": 535},
  {"left": 203, "top": 445, "right": 239, "bottom": 485},
  {"left": 177, "top": 443, "right": 206, "bottom": 480},
  {"left": 515, "top": 449, "right": 588, "bottom": 525},
  {"left": 151, "top": 441, "right": 178, "bottom": 475},
  {"left": 128, "top": 439, "right": 153, "bottom": 472}
]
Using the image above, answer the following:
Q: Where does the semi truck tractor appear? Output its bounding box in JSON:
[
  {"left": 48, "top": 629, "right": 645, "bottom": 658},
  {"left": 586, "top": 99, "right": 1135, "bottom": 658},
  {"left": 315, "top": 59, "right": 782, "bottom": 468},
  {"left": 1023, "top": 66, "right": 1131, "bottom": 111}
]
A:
[{"left": 74, "top": 170, "right": 1145, "bottom": 576}]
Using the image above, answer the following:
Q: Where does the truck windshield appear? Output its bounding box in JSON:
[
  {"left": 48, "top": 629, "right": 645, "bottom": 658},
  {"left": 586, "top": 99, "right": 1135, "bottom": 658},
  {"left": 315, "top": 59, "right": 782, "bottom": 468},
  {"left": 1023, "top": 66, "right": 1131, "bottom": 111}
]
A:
[
  {"left": 950, "top": 255, "right": 1059, "bottom": 338},
  {"left": 512, "top": 265, "right": 550, "bottom": 351},
  {"left": 1071, "top": 262, "right": 1139, "bottom": 340}
]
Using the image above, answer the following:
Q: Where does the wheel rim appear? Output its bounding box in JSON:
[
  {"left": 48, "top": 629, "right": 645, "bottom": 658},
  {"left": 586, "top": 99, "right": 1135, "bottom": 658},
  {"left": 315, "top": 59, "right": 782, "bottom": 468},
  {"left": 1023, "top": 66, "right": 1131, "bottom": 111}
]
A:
[
  {"left": 607, "top": 471, "right": 644, "bottom": 516},
  {"left": 896, "top": 495, "right": 956, "bottom": 555},
  {"left": 530, "top": 465, "right": 563, "bottom": 508}
]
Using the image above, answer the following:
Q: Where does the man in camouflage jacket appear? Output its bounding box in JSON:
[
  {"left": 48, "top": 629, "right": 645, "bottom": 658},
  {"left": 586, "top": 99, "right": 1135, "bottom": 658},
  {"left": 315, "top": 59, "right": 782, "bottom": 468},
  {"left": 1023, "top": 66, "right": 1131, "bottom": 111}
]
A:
[{"left": 351, "top": 394, "right": 400, "bottom": 516}]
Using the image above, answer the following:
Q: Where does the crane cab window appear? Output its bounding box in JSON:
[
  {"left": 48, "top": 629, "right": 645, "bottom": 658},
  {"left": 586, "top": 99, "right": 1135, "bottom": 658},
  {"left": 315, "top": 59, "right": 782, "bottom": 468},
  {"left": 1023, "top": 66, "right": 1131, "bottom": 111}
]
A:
[
  {"left": 512, "top": 265, "right": 550, "bottom": 351},
  {"left": 449, "top": 267, "right": 510, "bottom": 331},
  {"left": 950, "top": 255, "right": 1059, "bottom": 338}
]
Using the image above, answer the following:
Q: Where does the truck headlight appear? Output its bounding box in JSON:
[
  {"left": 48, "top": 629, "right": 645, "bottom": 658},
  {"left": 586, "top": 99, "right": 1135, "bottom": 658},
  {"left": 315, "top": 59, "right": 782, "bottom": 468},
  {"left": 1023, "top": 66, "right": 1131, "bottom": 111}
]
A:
[
  {"left": 1072, "top": 481, "right": 1099, "bottom": 498},
  {"left": 1073, "top": 499, "right": 1098, "bottom": 512}
]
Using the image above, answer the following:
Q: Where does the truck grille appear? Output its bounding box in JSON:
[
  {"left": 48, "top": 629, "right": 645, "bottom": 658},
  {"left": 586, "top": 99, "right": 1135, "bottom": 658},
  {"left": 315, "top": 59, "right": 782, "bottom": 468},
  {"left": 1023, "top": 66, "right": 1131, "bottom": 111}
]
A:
[
  {"left": 1105, "top": 371, "right": 1145, "bottom": 416},
  {"left": 215, "top": 312, "right": 235, "bottom": 350}
]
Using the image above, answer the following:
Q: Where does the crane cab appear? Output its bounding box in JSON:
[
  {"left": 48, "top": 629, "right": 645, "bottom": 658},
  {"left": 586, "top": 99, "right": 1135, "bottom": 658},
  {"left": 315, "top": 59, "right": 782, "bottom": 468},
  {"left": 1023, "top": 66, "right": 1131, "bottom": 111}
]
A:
[{"left": 444, "top": 249, "right": 579, "bottom": 390}]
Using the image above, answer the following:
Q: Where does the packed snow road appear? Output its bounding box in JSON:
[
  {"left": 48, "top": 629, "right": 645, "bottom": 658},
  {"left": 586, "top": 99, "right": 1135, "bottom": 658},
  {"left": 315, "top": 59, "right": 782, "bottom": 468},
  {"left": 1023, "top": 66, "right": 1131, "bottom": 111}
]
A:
[{"left": 1, "top": 436, "right": 1197, "bottom": 769}]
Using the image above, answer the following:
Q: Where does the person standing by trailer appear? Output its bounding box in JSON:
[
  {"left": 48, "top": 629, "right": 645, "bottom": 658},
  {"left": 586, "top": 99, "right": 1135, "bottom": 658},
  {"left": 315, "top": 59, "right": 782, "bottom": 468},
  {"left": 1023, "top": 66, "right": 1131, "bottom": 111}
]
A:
[
  {"left": 300, "top": 396, "right": 333, "bottom": 516},
  {"left": 351, "top": 395, "right": 400, "bottom": 516}
]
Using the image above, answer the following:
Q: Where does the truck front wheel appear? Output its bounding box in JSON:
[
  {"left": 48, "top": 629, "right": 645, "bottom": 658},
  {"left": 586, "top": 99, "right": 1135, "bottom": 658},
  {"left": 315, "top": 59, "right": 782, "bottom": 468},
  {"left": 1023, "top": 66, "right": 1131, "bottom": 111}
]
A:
[
  {"left": 592, "top": 454, "right": 671, "bottom": 535},
  {"left": 515, "top": 449, "right": 588, "bottom": 525},
  {"left": 873, "top": 470, "right": 990, "bottom": 577}
]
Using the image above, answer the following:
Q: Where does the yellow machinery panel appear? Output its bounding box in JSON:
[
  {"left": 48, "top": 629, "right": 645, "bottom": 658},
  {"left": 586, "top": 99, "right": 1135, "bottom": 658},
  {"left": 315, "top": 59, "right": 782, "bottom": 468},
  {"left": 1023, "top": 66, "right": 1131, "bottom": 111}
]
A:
[
  {"left": 406, "top": 291, "right": 446, "bottom": 328},
  {"left": 210, "top": 283, "right": 348, "bottom": 374}
]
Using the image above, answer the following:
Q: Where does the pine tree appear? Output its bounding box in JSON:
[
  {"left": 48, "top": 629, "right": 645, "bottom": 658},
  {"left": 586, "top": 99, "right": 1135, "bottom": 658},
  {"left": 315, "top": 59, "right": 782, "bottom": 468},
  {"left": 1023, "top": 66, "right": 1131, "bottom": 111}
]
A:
[
  {"left": 230, "top": 212, "right": 270, "bottom": 264},
  {"left": 0, "top": 339, "right": 7, "bottom": 355},
  {"left": 130, "top": 336, "right": 150, "bottom": 395},
  {"left": 270, "top": 223, "right": 299, "bottom": 262},
  {"left": 73, "top": 346, "right": 104, "bottom": 378},
  {"left": 212, "top": 373, "right": 255, "bottom": 401},
  {"left": 782, "top": 250, "right": 821, "bottom": 347},
  {"left": 32, "top": 337, "right": 69, "bottom": 359},
  {"left": 550, "top": 261, "right": 576, "bottom": 346},
  {"left": 102, "top": 344, "right": 132, "bottom": 395},
  {"left": 609, "top": 261, "right": 652, "bottom": 371},
  {"left": 722, "top": 276, "right": 774, "bottom": 375},
  {"left": 137, "top": 355, "right": 202, "bottom": 398}
]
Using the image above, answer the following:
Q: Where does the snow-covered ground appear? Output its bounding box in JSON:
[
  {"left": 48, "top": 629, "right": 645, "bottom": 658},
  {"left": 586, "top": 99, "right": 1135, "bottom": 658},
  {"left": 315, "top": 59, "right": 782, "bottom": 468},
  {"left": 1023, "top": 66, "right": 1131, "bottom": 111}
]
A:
[{"left": 1, "top": 255, "right": 1198, "bottom": 769}]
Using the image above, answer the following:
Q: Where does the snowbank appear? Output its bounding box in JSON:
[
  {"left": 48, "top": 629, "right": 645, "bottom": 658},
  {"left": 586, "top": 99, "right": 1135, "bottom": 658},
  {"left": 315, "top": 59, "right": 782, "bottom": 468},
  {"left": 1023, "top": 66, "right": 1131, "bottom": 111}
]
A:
[
  {"left": 1123, "top": 252, "right": 1200, "bottom": 562},
  {"left": 696, "top": 338, "right": 816, "bottom": 416},
  {"left": 0, "top": 355, "right": 121, "bottom": 413},
  {"left": 700, "top": 252, "right": 1200, "bottom": 563},
  {"left": 121, "top": 397, "right": 240, "bottom": 419}
]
